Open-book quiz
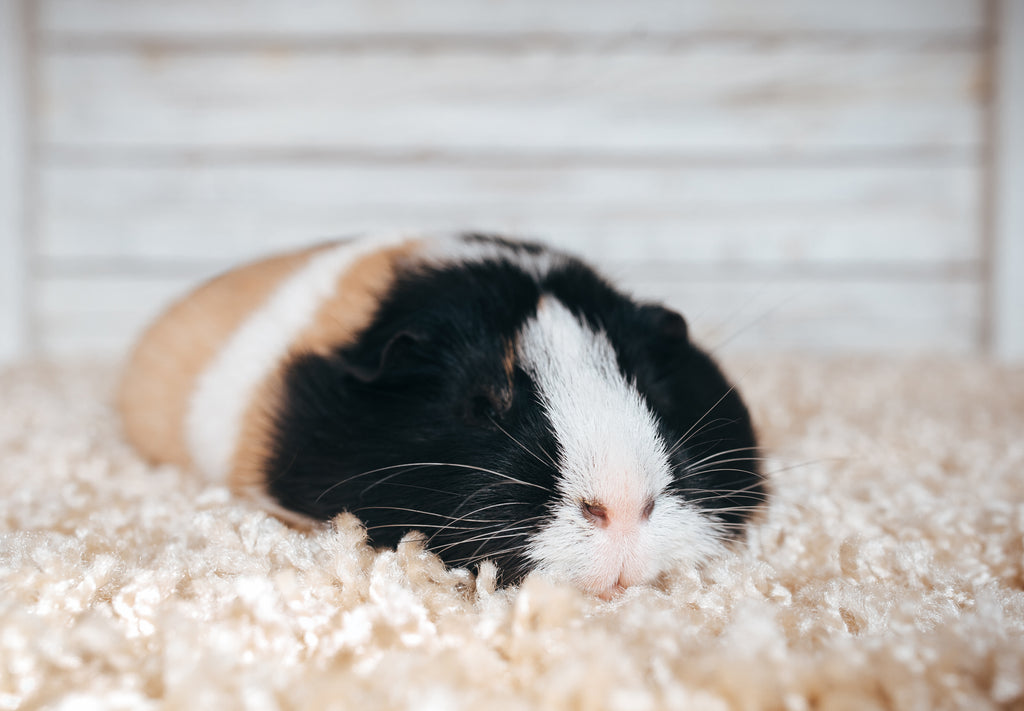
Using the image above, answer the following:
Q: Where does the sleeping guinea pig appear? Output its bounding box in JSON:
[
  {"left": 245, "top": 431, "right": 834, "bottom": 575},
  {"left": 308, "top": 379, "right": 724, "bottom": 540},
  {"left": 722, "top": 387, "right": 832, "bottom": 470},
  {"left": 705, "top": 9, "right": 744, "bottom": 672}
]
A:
[{"left": 118, "top": 233, "right": 766, "bottom": 597}]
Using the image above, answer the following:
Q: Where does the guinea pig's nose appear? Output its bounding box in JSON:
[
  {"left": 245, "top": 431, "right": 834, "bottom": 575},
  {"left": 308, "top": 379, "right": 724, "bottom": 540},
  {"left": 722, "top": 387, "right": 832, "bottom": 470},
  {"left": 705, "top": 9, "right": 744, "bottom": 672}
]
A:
[{"left": 580, "top": 498, "right": 656, "bottom": 529}]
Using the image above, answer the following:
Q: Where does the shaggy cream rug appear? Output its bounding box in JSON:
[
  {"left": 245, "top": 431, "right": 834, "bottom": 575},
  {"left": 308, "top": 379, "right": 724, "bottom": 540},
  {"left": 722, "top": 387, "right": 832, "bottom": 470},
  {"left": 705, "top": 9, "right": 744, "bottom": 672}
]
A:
[{"left": 1, "top": 356, "right": 1022, "bottom": 710}]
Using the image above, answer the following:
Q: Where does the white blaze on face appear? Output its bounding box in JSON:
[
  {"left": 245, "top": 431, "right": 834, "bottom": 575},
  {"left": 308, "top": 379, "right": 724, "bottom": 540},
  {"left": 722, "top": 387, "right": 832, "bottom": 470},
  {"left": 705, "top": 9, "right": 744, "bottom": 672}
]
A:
[{"left": 518, "top": 298, "right": 723, "bottom": 595}]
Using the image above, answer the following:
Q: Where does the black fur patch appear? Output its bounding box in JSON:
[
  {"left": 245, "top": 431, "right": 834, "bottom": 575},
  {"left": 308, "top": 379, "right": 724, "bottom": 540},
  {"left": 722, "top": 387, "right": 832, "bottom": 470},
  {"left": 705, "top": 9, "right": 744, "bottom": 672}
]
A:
[{"left": 265, "top": 255, "right": 558, "bottom": 585}]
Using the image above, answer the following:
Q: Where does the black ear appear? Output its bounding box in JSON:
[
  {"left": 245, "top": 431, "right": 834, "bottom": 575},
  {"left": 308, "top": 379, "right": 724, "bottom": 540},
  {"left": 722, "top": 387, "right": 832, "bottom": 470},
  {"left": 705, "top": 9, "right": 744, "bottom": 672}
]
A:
[
  {"left": 640, "top": 304, "right": 688, "bottom": 343},
  {"left": 337, "top": 329, "right": 427, "bottom": 383},
  {"left": 634, "top": 304, "right": 690, "bottom": 365}
]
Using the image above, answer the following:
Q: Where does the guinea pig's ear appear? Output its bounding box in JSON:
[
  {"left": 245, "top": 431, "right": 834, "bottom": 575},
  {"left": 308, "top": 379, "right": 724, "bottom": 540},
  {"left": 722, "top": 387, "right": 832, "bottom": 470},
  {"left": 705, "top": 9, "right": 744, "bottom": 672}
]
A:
[
  {"left": 640, "top": 304, "right": 689, "bottom": 343},
  {"left": 338, "top": 329, "right": 427, "bottom": 383},
  {"left": 636, "top": 304, "right": 690, "bottom": 361}
]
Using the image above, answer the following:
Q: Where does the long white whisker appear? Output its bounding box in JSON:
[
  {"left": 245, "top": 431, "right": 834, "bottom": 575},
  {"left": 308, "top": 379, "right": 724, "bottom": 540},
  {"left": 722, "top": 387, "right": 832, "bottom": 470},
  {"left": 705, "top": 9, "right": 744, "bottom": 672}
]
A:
[
  {"left": 315, "top": 460, "right": 551, "bottom": 504},
  {"left": 681, "top": 446, "right": 762, "bottom": 473},
  {"left": 365, "top": 522, "right": 481, "bottom": 532},
  {"left": 666, "top": 418, "right": 738, "bottom": 458},
  {"left": 705, "top": 505, "right": 768, "bottom": 515},
  {"left": 354, "top": 505, "right": 508, "bottom": 524},
  {"left": 678, "top": 479, "right": 769, "bottom": 498},
  {"left": 425, "top": 502, "right": 540, "bottom": 542},
  {"left": 490, "top": 417, "right": 558, "bottom": 469},
  {"left": 358, "top": 464, "right": 438, "bottom": 495},
  {"left": 432, "top": 518, "right": 547, "bottom": 554},
  {"left": 665, "top": 386, "right": 742, "bottom": 457},
  {"left": 445, "top": 544, "right": 532, "bottom": 567}
]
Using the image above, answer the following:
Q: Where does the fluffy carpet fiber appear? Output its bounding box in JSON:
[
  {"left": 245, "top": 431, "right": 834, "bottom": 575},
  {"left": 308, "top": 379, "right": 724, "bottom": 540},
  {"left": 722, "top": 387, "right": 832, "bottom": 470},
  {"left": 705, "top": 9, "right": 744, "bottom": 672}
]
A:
[{"left": 1, "top": 357, "right": 1022, "bottom": 710}]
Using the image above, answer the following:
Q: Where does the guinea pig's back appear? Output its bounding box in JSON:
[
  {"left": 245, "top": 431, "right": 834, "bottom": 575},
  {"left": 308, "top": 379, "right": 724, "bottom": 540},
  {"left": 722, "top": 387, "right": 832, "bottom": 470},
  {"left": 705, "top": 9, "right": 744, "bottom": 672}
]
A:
[
  {"left": 117, "top": 244, "right": 328, "bottom": 470},
  {"left": 118, "top": 236, "right": 423, "bottom": 488}
]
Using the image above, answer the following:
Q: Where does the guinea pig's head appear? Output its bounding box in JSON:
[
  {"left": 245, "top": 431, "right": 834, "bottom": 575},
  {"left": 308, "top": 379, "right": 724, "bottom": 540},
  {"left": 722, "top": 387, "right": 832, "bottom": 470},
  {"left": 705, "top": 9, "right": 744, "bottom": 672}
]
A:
[{"left": 265, "top": 241, "right": 766, "bottom": 597}]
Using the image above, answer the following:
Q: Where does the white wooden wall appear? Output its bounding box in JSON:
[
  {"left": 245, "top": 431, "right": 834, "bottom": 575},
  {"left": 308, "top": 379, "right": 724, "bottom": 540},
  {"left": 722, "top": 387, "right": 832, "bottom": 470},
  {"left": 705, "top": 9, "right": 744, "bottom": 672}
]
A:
[
  {"left": 0, "top": 0, "right": 27, "bottom": 362},
  {"left": 2, "top": 0, "right": 1020, "bottom": 359}
]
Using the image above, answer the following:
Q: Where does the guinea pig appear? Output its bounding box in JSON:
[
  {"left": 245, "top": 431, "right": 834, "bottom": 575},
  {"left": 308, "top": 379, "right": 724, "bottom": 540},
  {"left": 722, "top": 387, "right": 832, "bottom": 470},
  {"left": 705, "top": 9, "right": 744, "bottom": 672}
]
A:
[{"left": 118, "top": 233, "right": 766, "bottom": 598}]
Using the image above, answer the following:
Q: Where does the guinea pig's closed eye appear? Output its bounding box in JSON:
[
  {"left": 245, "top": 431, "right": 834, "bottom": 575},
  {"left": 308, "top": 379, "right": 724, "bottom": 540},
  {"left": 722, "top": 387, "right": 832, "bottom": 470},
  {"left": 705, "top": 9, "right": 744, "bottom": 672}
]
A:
[{"left": 465, "top": 387, "right": 513, "bottom": 427}]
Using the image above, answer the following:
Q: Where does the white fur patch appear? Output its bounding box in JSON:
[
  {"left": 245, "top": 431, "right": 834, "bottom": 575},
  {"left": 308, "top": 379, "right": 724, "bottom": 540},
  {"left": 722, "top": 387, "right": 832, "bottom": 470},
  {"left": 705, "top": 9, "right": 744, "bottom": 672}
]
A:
[
  {"left": 518, "top": 298, "right": 723, "bottom": 594},
  {"left": 185, "top": 235, "right": 416, "bottom": 481},
  {"left": 420, "top": 234, "right": 566, "bottom": 280}
]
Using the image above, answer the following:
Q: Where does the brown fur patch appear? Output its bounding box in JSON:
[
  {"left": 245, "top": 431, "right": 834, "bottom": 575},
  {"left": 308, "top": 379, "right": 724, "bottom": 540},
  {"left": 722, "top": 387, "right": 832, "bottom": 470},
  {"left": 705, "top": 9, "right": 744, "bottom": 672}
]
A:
[
  {"left": 227, "top": 240, "right": 422, "bottom": 495},
  {"left": 117, "top": 244, "right": 332, "bottom": 469},
  {"left": 503, "top": 339, "right": 516, "bottom": 390}
]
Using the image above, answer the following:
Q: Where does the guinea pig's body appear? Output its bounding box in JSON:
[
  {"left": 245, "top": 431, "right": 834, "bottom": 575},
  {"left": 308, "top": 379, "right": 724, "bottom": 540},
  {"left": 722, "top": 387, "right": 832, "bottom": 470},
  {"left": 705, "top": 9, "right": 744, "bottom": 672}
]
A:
[{"left": 119, "top": 233, "right": 765, "bottom": 596}]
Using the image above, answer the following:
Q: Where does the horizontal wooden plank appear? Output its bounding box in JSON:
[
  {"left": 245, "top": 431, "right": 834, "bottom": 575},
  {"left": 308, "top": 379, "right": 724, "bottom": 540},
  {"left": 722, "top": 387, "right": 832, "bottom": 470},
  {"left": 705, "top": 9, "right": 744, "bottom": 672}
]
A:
[
  {"left": 36, "top": 271, "right": 980, "bottom": 357},
  {"left": 40, "top": 0, "right": 984, "bottom": 38},
  {"left": 635, "top": 275, "right": 981, "bottom": 354},
  {"left": 37, "top": 275, "right": 207, "bottom": 358},
  {"left": 38, "top": 163, "right": 980, "bottom": 265},
  {"left": 41, "top": 46, "right": 983, "bottom": 155}
]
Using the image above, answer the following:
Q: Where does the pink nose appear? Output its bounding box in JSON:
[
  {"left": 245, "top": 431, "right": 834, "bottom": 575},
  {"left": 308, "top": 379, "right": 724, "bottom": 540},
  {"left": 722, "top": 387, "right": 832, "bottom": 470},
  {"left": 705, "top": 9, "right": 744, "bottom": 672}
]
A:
[{"left": 580, "top": 498, "right": 655, "bottom": 529}]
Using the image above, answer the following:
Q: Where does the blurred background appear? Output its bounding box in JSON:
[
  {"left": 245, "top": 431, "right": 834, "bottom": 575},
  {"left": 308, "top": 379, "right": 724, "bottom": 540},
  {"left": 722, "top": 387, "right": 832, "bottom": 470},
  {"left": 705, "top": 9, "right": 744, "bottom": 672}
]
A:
[{"left": 1, "top": 0, "right": 1021, "bottom": 362}]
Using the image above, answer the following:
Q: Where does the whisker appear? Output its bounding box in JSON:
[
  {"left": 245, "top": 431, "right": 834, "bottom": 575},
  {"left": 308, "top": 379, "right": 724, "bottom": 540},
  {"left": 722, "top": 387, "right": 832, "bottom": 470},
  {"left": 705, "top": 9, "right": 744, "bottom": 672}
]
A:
[
  {"left": 438, "top": 530, "right": 536, "bottom": 554},
  {"left": 678, "top": 458, "right": 773, "bottom": 480},
  {"left": 490, "top": 417, "right": 558, "bottom": 469},
  {"left": 705, "top": 505, "right": 769, "bottom": 515},
  {"left": 444, "top": 544, "right": 532, "bottom": 567},
  {"left": 666, "top": 418, "right": 739, "bottom": 458},
  {"left": 665, "top": 385, "right": 743, "bottom": 459},
  {"left": 358, "top": 464, "right": 438, "bottom": 495},
  {"left": 676, "top": 483, "right": 768, "bottom": 499},
  {"left": 424, "top": 503, "right": 541, "bottom": 542},
  {"left": 683, "top": 446, "right": 763, "bottom": 471},
  {"left": 315, "top": 460, "right": 551, "bottom": 504},
  {"left": 686, "top": 476, "right": 770, "bottom": 493},
  {"left": 685, "top": 458, "right": 836, "bottom": 485},
  {"left": 431, "top": 518, "right": 547, "bottom": 554},
  {"left": 679, "top": 468, "right": 767, "bottom": 483},
  {"left": 365, "top": 522, "right": 481, "bottom": 532},
  {"left": 687, "top": 455, "right": 773, "bottom": 469},
  {"left": 353, "top": 504, "right": 518, "bottom": 524},
  {"left": 316, "top": 462, "right": 436, "bottom": 504},
  {"left": 356, "top": 500, "right": 535, "bottom": 524},
  {"left": 708, "top": 289, "right": 804, "bottom": 355},
  {"left": 353, "top": 481, "right": 458, "bottom": 497}
]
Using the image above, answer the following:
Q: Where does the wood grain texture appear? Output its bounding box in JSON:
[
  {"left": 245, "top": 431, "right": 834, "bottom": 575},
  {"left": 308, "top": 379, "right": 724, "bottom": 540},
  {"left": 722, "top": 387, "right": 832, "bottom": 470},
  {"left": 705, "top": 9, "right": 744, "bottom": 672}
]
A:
[
  {"left": 40, "top": 0, "right": 984, "bottom": 38},
  {"left": 41, "top": 46, "right": 983, "bottom": 155},
  {"left": 38, "top": 163, "right": 980, "bottom": 265}
]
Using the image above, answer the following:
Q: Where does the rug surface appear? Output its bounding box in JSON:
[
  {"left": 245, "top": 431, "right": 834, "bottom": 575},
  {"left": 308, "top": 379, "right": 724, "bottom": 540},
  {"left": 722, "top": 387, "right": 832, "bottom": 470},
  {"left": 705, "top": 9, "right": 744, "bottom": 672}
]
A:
[{"left": 1, "top": 356, "right": 1022, "bottom": 710}]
